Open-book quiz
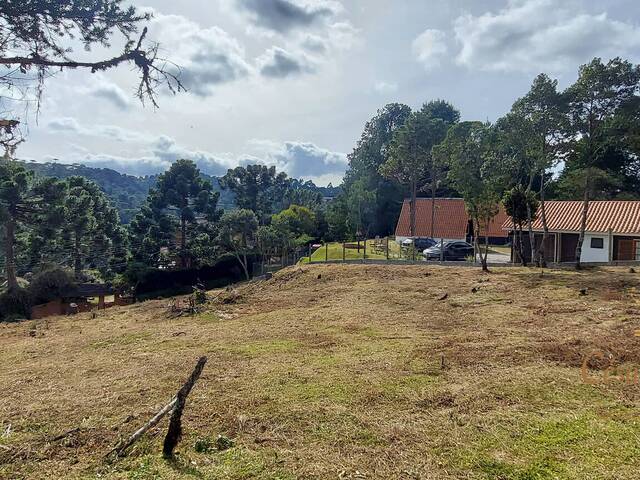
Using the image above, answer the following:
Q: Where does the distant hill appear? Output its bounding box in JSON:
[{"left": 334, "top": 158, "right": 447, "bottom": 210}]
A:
[
  {"left": 20, "top": 161, "right": 339, "bottom": 224},
  {"left": 21, "top": 162, "right": 234, "bottom": 224}
]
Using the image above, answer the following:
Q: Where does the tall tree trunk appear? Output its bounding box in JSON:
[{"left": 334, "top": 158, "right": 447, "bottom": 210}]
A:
[
  {"left": 180, "top": 215, "right": 187, "bottom": 269},
  {"left": 474, "top": 218, "right": 488, "bottom": 272},
  {"left": 525, "top": 177, "right": 536, "bottom": 267},
  {"left": 409, "top": 179, "right": 417, "bottom": 238},
  {"left": 536, "top": 173, "right": 550, "bottom": 267},
  {"left": 4, "top": 216, "right": 17, "bottom": 291},
  {"left": 235, "top": 252, "right": 250, "bottom": 280},
  {"left": 430, "top": 165, "right": 436, "bottom": 239},
  {"left": 575, "top": 176, "right": 590, "bottom": 270},
  {"left": 518, "top": 226, "right": 527, "bottom": 267},
  {"left": 74, "top": 230, "right": 82, "bottom": 279}
]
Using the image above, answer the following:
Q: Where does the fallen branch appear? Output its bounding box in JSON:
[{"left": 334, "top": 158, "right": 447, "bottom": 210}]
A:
[
  {"left": 108, "top": 397, "right": 177, "bottom": 458},
  {"left": 163, "top": 356, "right": 208, "bottom": 457},
  {"left": 49, "top": 427, "right": 81, "bottom": 442}
]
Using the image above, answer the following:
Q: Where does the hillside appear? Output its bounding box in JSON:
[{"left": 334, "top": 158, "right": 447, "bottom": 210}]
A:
[
  {"left": 21, "top": 162, "right": 340, "bottom": 224},
  {"left": 21, "top": 162, "right": 235, "bottom": 224},
  {"left": 1, "top": 264, "right": 640, "bottom": 479}
]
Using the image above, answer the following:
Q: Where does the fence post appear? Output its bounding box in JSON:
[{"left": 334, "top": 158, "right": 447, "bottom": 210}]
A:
[
  {"left": 325, "top": 243, "right": 328, "bottom": 262},
  {"left": 343, "top": 242, "right": 346, "bottom": 262},
  {"left": 308, "top": 244, "right": 312, "bottom": 263},
  {"left": 363, "top": 237, "right": 367, "bottom": 262},
  {"left": 386, "top": 237, "right": 389, "bottom": 260}
]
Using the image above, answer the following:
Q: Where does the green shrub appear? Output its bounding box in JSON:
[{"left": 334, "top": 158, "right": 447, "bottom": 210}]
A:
[
  {"left": 28, "top": 268, "right": 76, "bottom": 305},
  {"left": 0, "top": 288, "right": 33, "bottom": 322}
]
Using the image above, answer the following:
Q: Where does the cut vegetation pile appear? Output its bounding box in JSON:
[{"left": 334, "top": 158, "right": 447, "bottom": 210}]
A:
[{"left": 1, "top": 264, "right": 640, "bottom": 479}]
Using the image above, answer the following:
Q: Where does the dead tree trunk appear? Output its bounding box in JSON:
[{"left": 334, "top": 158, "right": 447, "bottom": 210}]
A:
[
  {"left": 163, "top": 356, "right": 208, "bottom": 458},
  {"left": 4, "top": 216, "right": 17, "bottom": 291},
  {"left": 109, "top": 356, "right": 207, "bottom": 459}
]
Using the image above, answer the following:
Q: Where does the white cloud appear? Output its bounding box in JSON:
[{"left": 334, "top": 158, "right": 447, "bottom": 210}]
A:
[
  {"left": 44, "top": 117, "right": 345, "bottom": 183},
  {"left": 87, "top": 78, "right": 132, "bottom": 110},
  {"left": 148, "top": 11, "right": 252, "bottom": 97},
  {"left": 453, "top": 0, "right": 640, "bottom": 72},
  {"left": 374, "top": 81, "right": 398, "bottom": 94},
  {"left": 412, "top": 29, "right": 448, "bottom": 70},
  {"left": 247, "top": 139, "right": 347, "bottom": 179}
]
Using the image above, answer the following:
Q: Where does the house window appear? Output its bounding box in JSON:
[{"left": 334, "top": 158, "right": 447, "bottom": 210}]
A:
[{"left": 590, "top": 237, "right": 604, "bottom": 249}]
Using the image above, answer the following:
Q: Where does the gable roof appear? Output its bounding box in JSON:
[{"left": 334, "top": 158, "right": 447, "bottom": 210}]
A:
[
  {"left": 502, "top": 200, "right": 640, "bottom": 235},
  {"left": 395, "top": 198, "right": 509, "bottom": 239}
]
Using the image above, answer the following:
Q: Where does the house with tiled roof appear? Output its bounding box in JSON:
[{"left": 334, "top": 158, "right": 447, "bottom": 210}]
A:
[
  {"left": 502, "top": 200, "right": 640, "bottom": 263},
  {"left": 394, "top": 198, "right": 509, "bottom": 244}
]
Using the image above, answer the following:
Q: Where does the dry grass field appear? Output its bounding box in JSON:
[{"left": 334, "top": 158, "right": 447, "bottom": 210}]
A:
[{"left": 1, "top": 264, "right": 640, "bottom": 479}]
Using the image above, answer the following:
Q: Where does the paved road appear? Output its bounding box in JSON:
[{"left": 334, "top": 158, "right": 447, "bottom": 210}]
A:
[{"left": 485, "top": 252, "right": 511, "bottom": 264}]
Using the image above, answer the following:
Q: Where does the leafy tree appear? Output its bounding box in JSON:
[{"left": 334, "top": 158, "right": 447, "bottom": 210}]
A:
[
  {"left": 0, "top": 161, "right": 65, "bottom": 291},
  {"left": 271, "top": 205, "right": 317, "bottom": 246},
  {"left": 341, "top": 103, "right": 412, "bottom": 236},
  {"left": 563, "top": 57, "right": 640, "bottom": 268},
  {"left": 506, "top": 74, "right": 566, "bottom": 265},
  {"left": 502, "top": 185, "right": 539, "bottom": 266},
  {"left": 344, "top": 179, "right": 376, "bottom": 239},
  {"left": 438, "top": 122, "right": 503, "bottom": 272},
  {"left": 379, "top": 110, "right": 449, "bottom": 238},
  {"left": 417, "top": 100, "right": 460, "bottom": 238},
  {"left": 220, "top": 165, "right": 289, "bottom": 223},
  {"left": 59, "top": 177, "right": 126, "bottom": 279},
  {"left": 0, "top": 0, "right": 182, "bottom": 111},
  {"left": 151, "top": 160, "right": 220, "bottom": 268},
  {"left": 218, "top": 209, "right": 258, "bottom": 280},
  {"left": 256, "top": 225, "right": 285, "bottom": 260}
]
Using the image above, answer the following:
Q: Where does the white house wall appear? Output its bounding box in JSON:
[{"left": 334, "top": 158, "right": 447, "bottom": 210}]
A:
[{"left": 580, "top": 233, "right": 610, "bottom": 263}]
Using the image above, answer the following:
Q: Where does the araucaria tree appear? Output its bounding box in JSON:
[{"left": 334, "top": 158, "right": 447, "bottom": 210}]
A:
[
  {"left": 0, "top": 0, "right": 182, "bottom": 111},
  {"left": 563, "top": 58, "right": 640, "bottom": 269},
  {"left": 0, "top": 162, "right": 65, "bottom": 291},
  {"left": 438, "top": 122, "right": 502, "bottom": 272},
  {"left": 61, "top": 177, "right": 126, "bottom": 280},
  {"left": 149, "top": 160, "right": 220, "bottom": 269}
]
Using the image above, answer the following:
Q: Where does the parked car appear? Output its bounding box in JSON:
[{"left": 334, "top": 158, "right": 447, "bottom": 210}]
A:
[
  {"left": 401, "top": 238, "right": 437, "bottom": 250},
  {"left": 423, "top": 241, "right": 475, "bottom": 261}
]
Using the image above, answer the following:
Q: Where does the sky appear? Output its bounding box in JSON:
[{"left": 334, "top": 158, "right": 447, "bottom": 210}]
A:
[{"left": 15, "top": 0, "right": 640, "bottom": 185}]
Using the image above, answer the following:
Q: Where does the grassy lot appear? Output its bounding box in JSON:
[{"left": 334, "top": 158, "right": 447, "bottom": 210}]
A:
[
  {"left": 1, "top": 264, "right": 640, "bottom": 479},
  {"left": 303, "top": 239, "right": 406, "bottom": 263}
]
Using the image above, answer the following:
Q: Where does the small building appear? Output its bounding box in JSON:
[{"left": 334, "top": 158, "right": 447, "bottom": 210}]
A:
[
  {"left": 31, "top": 283, "right": 132, "bottom": 320},
  {"left": 395, "top": 198, "right": 510, "bottom": 244},
  {"left": 502, "top": 200, "right": 640, "bottom": 263}
]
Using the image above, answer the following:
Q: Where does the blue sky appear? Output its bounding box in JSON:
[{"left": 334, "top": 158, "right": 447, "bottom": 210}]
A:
[{"left": 17, "top": 0, "right": 640, "bottom": 185}]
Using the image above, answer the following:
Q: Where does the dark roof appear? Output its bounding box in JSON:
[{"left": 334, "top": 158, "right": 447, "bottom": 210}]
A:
[
  {"left": 65, "top": 283, "right": 114, "bottom": 298},
  {"left": 502, "top": 200, "right": 640, "bottom": 235},
  {"left": 395, "top": 198, "right": 509, "bottom": 239}
]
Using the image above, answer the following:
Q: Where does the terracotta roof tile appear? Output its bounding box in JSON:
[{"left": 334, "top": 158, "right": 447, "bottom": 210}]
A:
[
  {"left": 502, "top": 200, "right": 640, "bottom": 235},
  {"left": 395, "top": 198, "right": 509, "bottom": 239}
]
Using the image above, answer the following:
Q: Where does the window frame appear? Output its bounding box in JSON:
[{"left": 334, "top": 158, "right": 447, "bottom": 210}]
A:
[{"left": 590, "top": 237, "right": 604, "bottom": 249}]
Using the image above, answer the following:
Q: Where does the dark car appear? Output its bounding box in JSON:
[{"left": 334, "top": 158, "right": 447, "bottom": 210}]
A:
[
  {"left": 423, "top": 241, "right": 475, "bottom": 261},
  {"left": 401, "top": 237, "right": 437, "bottom": 250}
]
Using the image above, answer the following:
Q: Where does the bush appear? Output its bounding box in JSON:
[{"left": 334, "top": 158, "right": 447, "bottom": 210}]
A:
[
  {"left": 28, "top": 268, "right": 76, "bottom": 305},
  {"left": 0, "top": 288, "right": 33, "bottom": 322}
]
